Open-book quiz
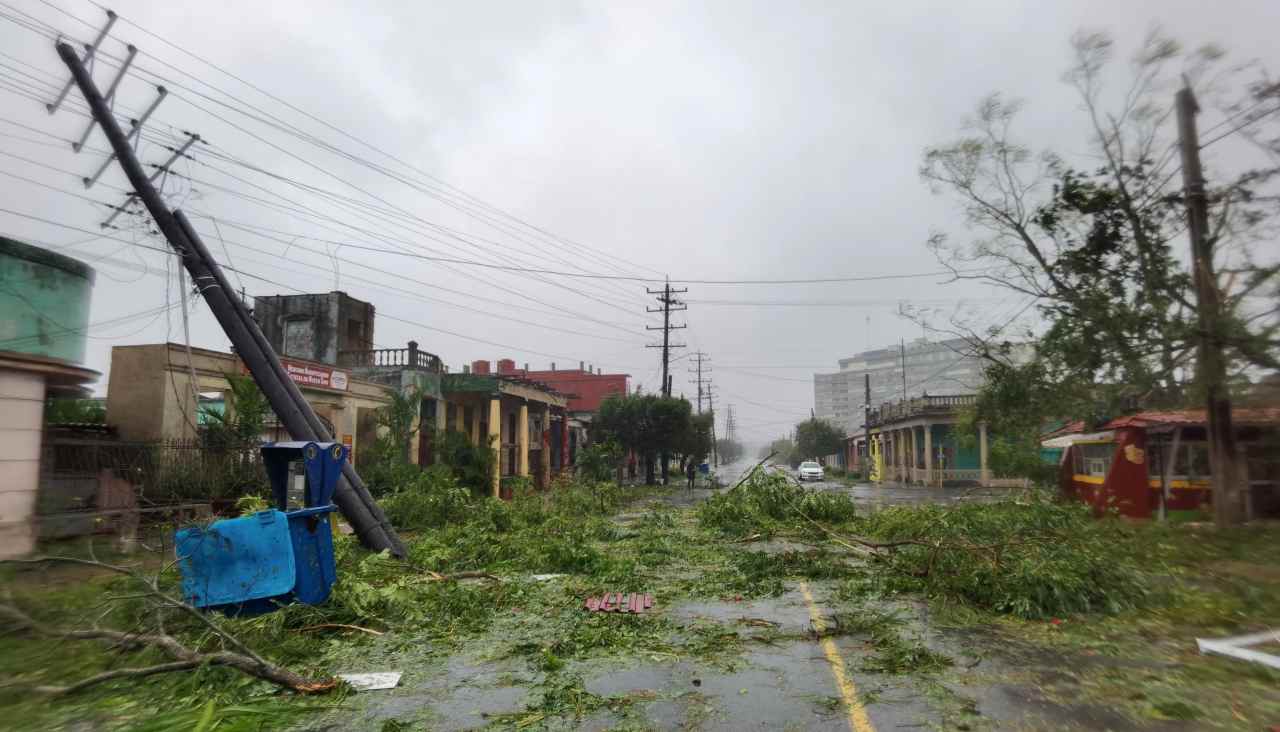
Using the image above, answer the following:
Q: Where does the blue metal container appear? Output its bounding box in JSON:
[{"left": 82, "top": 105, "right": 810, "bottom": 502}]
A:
[
  {"left": 262, "top": 441, "right": 347, "bottom": 509},
  {"left": 284, "top": 505, "right": 338, "bottom": 605},
  {"left": 175, "top": 510, "right": 296, "bottom": 609}
]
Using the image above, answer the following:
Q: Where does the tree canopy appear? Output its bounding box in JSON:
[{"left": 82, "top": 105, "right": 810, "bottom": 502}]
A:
[
  {"left": 794, "top": 418, "right": 845, "bottom": 461},
  {"left": 919, "top": 28, "right": 1280, "bottom": 479},
  {"left": 595, "top": 393, "right": 703, "bottom": 483}
]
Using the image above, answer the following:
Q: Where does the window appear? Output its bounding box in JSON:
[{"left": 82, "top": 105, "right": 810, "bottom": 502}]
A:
[
  {"left": 283, "top": 318, "right": 314, "bottom": 358},
  {"left": 1080, "top": 443, "right": 1113, "bottom": 476},
  {"left": 1173, "top": 443, "right": 1211, "bottom": 479}
]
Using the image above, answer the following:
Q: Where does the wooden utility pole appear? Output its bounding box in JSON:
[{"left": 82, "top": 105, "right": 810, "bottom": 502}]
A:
[
  {"left": 646, "top": 279, "right": 686, "bottom": 483},
  {"left": 1177, "top": 84, "right": 1245, "bottom": 527},
  {"left": 646, "top": 279, "right": 687, "bottom": 397}
]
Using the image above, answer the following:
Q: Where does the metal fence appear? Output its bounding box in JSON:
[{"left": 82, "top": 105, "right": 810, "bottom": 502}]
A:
[{"left": 40, "top": 434, "right": 267, "bottom": 510}]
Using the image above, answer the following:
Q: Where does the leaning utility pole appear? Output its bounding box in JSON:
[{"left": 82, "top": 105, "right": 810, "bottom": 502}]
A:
[
  {"left": 1177, "top": 83, "right": 1245, "bottom": 527},
  {"left": 688, "top": 351, "right": 712, "bottom": 413},
  {"left": 53, "top": 38, "right": 406, "bottom": 555},
  {"left": 646, "top": 279, "right": 687, "bottom": 398}
]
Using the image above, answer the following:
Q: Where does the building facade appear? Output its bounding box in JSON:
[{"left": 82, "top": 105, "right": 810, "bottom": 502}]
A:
[
  {"left": 0, "top": 236, "right": 98, "bottom": 558},
  {"left": 814, "top": 338, "right": 988, "bottom": 434},
  {"left": 105, "top": 343, "right": 394, "bottom": 467},
  {"left": 254, "top": 291, "right": 375, "bottom": 366}
]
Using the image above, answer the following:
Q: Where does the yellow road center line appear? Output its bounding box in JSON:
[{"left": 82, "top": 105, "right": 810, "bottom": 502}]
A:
[{"left": 799, "top": 580, "right": 875, "bottom": 732}]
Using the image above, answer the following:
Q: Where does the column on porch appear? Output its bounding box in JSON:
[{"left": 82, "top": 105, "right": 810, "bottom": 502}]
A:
[
  {"left": 979, "top": 421, "right": 990, "bottom": 487},
  {"left": 561, "top": 410, "right": 570, "bottom": 470},
  {"left": 454, "top": 400, "right": 466, "bottom": 434},
  {"left": 470, "top": 405, "right": 481, "bottom": 446},
  {"left": 488, "top": 397, "right": 501, "bottom": 497},
  {"left": 910, "top": 426, "right": 918, "bottom": 484},
  {"left": 896, "top": 428, "right": 904, "bottom": 482},
  {"left": 923, "top": 422, "right": 933, "bottom": 486},
  {"left": 432, "top": 396, "right": 448, "bottom": 465},
  {"left": 408, "top": 398, "right": 422, "bottom": 465},
  {"left": 517, "top": 402, "right": 530, "bottom": 477},
  {"left": 540, "top": 404, "right": 551, "bottom": 486}
]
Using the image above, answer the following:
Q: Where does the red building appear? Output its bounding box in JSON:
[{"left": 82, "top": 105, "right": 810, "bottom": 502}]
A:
[
  {"left": 1047, "top": 407, "right": 1280, "bottom": 520},
  {"left": 469, "top": 359, "right": 629, "bottom": 469},
  {"left": 479, "top": 358, "right": 629, "bottom": 413}
]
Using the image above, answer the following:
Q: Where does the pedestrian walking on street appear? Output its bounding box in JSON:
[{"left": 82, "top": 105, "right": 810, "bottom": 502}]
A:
[{"left": 686, "top": 459, "right": 697, "bottom": 490}]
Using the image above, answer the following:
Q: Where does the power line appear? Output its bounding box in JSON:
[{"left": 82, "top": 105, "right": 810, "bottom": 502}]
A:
[{"left": 61, "top": 0, "right": 668, "bottom": 280}]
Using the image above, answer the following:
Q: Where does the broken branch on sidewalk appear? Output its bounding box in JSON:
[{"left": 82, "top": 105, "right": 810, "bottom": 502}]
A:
[{"left": 0, "top": 555, "right": 335, "bottom": 696}]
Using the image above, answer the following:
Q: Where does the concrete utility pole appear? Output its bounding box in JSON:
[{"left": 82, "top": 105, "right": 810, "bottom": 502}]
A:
[
  {"left": 706, "top": 385, "right": 719, "bottom": 467},
  {"left": 54, "top": 40, "right": 406, "bottom": 556},
  {"left": 1177, "top": 84, "right": 1246, "bottom": 527},
  {"left": 863, "top": 371, "right": 871, "bottom": 429},
  {"left": 646, "top": 279, "right": 687, "bottom": 397}
]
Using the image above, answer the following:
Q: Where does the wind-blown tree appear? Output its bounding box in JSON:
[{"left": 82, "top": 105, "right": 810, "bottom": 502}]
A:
[
  {"left": 919, "top": 28, "right": 1280, "bottom": 485},
  {"left": 715, "top": 437, "right": 744, "bottom": 464},
  {"left": 795, "top": 418, "right": 845, "bottom": 463},
  {"left": 595, "top": 393, "right": 697, "bottom": 484},
  {"left": 685, "top": 412, "right": 715, "bottom": 464}
]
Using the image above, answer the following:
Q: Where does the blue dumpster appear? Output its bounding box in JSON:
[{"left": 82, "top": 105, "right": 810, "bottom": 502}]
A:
[
  {"left": 175, "top": 510, "right": 295, "bottom": 608},
  {"left": 175, "top": 441, "right": 348, "bottom": 612}
]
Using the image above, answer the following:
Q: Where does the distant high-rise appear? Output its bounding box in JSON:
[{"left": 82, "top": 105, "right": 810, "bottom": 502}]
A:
[{"left": 813, "top": 338, "right": 987, "bottom": 434}]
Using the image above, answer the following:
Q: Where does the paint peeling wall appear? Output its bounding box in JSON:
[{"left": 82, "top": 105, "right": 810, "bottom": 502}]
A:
[{"left": 0, "top": 236, "right": 94, "bottom": 364}]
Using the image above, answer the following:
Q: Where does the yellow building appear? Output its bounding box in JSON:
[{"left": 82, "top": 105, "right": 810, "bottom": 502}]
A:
[{"left": 105, "top": 343, "right": 393, "bottom": 467}]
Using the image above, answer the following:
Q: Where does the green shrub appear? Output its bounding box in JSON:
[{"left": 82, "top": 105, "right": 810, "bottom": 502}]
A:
[
  {"left": 852, "top": 498, "right": 1146, "bottom": 619},
  {"left": 381, "top": 464, "right": 471, "bottom": 530}
]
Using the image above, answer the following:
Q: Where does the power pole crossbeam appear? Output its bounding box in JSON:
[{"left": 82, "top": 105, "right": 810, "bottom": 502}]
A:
[{"left": 55, "top": 41, "right": 406, "bottom": 556}]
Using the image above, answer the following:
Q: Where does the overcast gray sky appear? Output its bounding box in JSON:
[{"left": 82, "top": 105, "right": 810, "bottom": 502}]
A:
[{"left": 2, "top": 0, "right": 1277, "bottom": 446}]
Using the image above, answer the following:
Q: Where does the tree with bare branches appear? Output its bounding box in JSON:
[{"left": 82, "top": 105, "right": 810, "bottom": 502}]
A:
[{"left": 918, "top": 28, "right": 1280, "bottom": 477}]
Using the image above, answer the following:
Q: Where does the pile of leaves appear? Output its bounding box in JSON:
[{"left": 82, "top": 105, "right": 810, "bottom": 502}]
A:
[
  {"left": 697, "top": 469, "right": 857, "bottom": 537},
  {"left": 378, "top": 464, "right": 471, "bottom": 530},
  {"left": 850, "top": 497, "right": 1147, "bottom": 619}
]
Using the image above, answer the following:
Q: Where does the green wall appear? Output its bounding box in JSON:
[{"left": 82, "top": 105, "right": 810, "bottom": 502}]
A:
[{"left": 0, "top": 236, "right": 94, "bottom": 364}]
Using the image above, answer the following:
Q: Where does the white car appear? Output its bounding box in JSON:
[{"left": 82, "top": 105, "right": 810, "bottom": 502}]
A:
[{"left": 797, "top": 461, "right": 824, "bottom": 482}]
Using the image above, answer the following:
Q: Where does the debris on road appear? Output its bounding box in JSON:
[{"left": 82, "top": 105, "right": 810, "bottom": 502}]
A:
[
  {"left": 1196, "top": 630, "right": 1280, "bottom": 670},
  {"left": 584, "top": 592, "right": 654, "bottom": 613},
  {"left": 337, "top": 672, "right": 402, "bottom": 691}
]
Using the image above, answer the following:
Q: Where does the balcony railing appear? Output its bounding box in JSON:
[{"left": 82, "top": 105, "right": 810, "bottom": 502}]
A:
[{"left": 338, "top": 340, "right": 443, "bottom": 373}]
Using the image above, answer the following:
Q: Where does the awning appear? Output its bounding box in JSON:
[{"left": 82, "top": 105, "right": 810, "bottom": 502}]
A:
[{"left": 1040, "top": 430, "right": 1114, "bottom": 448}]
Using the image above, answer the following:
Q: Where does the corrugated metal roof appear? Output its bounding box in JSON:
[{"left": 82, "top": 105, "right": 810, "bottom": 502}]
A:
[{"left": 1104, "top": 407, "right": 1280, "bottom": 429}]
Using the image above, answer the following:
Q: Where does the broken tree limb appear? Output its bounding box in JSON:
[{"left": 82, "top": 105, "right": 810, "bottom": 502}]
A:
[
  {"left": 424, "top": 570, "right": 499, "bottom": 582},
  {"left": 0, "top": 555, "right": 335, "bottom": 695},
  {"left": 0, "top": 603, "right": 336, "bottom": 695},
  {"left": 730, "top": 452, "right": 776, "bottom": 492},
  {"left": 298, "top": 624, "right": 384, "bottom": 636}
]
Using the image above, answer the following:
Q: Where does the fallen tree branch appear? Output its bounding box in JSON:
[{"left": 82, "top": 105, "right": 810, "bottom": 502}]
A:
[
  {"left": 729, "top": 452, "right": 776, "bottom": 492},
  {"left": 31, "top": 660, "right": 204, "bottom": 695},
  {"left": 775, "top": 472, "right": 1061, "bottom": 570},
  {"left": 0, "top": 602, "right": 336, "bottom": 695},
  {"left": 298, "top": 623, "right": 384, "bottom": 636},
  {"left": 0, "top": 556, "right": 338, "bottom": 696},
  {"left": 424, "top": 570, "right": 499, "bottom": 582}
]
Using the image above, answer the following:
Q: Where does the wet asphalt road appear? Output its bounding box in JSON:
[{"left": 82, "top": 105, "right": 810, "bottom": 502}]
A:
[{"left": 315, "top": 463, "right": 1110, "bottom": 731}]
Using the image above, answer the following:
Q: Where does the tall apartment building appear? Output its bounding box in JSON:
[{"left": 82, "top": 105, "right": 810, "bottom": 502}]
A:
[{"left": 813, "top": 338, "right": 987, "bottom": 433}]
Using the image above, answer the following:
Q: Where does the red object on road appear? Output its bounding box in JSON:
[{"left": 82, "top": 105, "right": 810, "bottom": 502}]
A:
[{"left": 583, "top": 592, "right": 655, "bottom": 613}]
